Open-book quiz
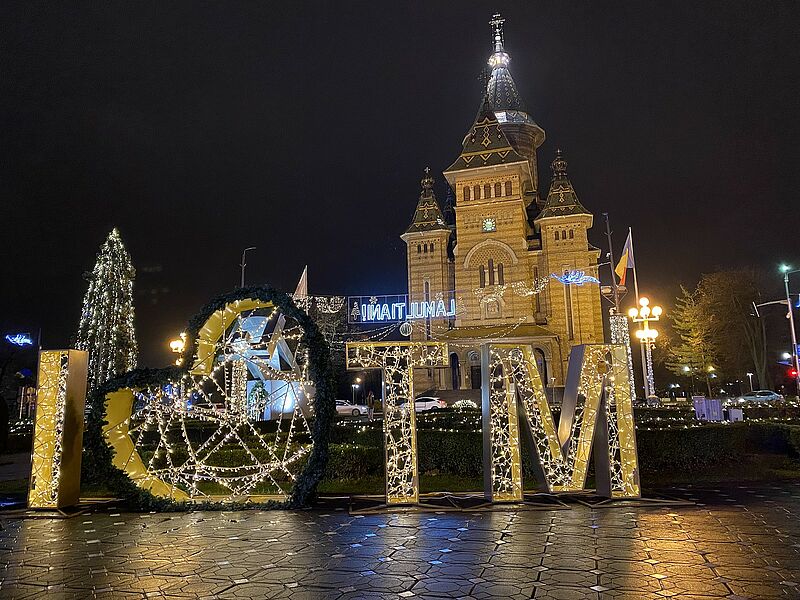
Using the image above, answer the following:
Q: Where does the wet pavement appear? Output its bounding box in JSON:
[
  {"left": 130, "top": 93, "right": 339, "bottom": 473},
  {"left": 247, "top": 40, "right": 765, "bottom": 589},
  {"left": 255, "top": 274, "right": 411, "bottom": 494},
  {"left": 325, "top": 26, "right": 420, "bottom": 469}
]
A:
[{"left": 1, "top": 484, "right": 799, "bottom": 599}]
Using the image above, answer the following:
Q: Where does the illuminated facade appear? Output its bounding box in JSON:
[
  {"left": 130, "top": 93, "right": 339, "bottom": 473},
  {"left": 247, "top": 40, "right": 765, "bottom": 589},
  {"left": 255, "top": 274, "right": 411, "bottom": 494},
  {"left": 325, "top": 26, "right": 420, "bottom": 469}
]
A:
[{"left": 402, "top": 15, "right": 604, "bottom": 395}]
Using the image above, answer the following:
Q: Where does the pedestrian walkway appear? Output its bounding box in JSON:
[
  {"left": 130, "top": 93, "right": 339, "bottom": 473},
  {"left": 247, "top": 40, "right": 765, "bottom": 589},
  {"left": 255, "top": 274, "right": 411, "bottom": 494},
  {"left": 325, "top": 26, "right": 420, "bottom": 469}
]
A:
[{"left": 1, "top": 483, "right": 799, "bottom": 598}]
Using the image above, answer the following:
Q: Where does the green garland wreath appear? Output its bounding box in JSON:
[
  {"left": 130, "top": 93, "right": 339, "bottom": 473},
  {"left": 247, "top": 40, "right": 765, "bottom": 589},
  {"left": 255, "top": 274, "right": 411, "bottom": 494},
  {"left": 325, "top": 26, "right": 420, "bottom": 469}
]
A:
[{"left": 81, "top": 286, "right": 336, "bottom": 510}]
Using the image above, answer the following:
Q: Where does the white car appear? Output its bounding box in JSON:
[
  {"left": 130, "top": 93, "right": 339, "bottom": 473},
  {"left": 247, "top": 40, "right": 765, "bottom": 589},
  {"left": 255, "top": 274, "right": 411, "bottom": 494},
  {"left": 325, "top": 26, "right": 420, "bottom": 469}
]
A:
[
  {"left": 335, "top": 400, "right": 367, "bottom": 417},
  {"left": 732, "top": 390, "right": 784, "bottom": 404},
  {"left": 413, "top": 396, "right": 447, "bottom": 412}
]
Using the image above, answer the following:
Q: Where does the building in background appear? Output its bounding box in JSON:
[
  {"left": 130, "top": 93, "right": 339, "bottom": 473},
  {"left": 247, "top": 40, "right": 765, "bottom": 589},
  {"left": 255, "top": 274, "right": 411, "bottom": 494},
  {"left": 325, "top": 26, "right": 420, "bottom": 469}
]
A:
[{"left": 402, "top": 15, "right": 604, "bottom": 397}]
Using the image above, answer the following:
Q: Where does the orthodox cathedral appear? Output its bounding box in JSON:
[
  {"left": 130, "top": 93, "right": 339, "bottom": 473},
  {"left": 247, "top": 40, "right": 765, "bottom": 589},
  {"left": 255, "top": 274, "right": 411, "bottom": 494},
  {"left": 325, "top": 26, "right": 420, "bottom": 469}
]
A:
[{"left": 401, "top": 15, "right": 604, "bottom": 395}]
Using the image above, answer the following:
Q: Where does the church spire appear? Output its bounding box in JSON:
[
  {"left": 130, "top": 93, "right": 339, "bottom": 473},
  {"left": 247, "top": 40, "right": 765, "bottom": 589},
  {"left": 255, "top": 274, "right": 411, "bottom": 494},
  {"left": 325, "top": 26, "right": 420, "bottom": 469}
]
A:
[
  {"left": 490, "top": 13, "right": 506, "bottom": 54},
  {"left": 403, "top": 167, "right": 449, "bottom": 234},
  {"left": 536, "top": 150, "right": 591, "bottom": 220}
]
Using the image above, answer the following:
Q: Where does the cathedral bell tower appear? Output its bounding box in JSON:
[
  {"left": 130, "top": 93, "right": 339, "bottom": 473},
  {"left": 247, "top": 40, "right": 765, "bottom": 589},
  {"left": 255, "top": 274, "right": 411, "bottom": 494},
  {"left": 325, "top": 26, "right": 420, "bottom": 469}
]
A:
[
  {"left": 401, "top": 168, "right": 454, "bottom": 339},
  {"left": 535, "top": 151, "right": 604, "bottom": 350},
  {"left": 401, "top": 168, "right": 454, "bottom": 392}
]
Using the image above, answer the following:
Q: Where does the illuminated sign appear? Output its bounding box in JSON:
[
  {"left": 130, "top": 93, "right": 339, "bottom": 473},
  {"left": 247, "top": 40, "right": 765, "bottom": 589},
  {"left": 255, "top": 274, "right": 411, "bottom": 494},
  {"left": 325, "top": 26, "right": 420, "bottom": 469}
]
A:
[
  {"left": 348, "top": 294, "right": 456, "bottom": 323},
  {"left": 550, "top": 270, "right": 600, "bottom": 286},
  {"left": 5, "top": 333, "right": 33, "bottom": 347}
]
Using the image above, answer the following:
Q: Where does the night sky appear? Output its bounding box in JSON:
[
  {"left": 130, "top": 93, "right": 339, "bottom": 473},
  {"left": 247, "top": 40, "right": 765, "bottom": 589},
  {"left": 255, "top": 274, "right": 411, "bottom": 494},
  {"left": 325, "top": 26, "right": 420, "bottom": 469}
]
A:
[{"left": 2, "top": 2, "right": 799, "bottom": 367}]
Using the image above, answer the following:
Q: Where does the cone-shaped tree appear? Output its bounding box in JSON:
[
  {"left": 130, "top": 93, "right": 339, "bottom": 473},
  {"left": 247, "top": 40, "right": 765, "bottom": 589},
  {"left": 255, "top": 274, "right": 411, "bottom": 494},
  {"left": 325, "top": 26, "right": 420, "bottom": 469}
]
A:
[{"left": 76, "top": 228, "right": 138, "bottom": 393}]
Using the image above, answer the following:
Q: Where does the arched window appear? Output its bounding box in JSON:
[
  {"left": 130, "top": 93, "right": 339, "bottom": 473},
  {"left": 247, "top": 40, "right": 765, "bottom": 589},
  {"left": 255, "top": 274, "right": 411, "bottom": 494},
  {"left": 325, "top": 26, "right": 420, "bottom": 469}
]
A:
[
  {"left": 488, "top": 258, "right": 495, "bottom": 285},
  {"left": 505, "top": 181, "right": 512, "bottom": 196},
  {"left": 484, "top": 184, "right": 491, "bottom": 198},
  {"left": 494, "top": 182, "right": 502, "bottom": 197},
  {"left": 474, "top": 185, "right": 481, "bottom": 200},
  {"left": 423, "top": 243, "right": 428, "bottom": 253},
  {"left": 561, "top": 231, "right": 567, "bottom": 240},
  {"left": 464, "top": 186, "right": 471, "bottom": 202},
  {"left": 498, "top": 263, "right": 504, "bottom": 285},
  {"left": 430, "top": 242, "right": 435, "bottom": 253},
  {"left": 569, "top": 229, "right": 574, "bottom": 239},
  {"left": 479, "top": 266, "right": 486, "bottom": 288},
  {"left": 417, "top": 244, "right": 421, "bottom": 254},
  {"left": 554, "top": 231, "right": 559, "bottom": 241}
]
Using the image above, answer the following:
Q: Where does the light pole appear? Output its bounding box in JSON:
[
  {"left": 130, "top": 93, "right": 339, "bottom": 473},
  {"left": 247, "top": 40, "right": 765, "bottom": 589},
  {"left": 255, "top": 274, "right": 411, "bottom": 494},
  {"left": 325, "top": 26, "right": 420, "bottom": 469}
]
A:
[
  {"left": 240, "top": 247, "right": 257, "bottom": 288},
  {"left": 780, "top": 264, "right": 800, "bottom": 394},
  {"left": 351, "top": 383, "right": 360, "bottom": 404},
  {"left": 629, "top": 297, "right": 662, "bottom": 399},
  {"left": 746, "top": 372, "right": 754, "bottom": 392}
]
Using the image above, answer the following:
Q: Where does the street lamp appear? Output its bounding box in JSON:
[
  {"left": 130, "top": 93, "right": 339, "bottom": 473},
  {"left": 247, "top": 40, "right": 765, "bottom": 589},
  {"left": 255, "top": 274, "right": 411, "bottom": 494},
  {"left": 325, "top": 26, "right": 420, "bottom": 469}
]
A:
[
  {"left": 169, "top": 332, "right": 187, "bottom": 366},
  {"left": 746, "top": 372, "right": 754, "bottom": 392},
  {"left": 240, "top": 247, "right": 257, "bottom": 288},
  {"left": 780, "top": 264, "right": 800, "bottom": 394},
  {"left": 629, "top": 297, "right": 662, "bottom": 399},
  {"left": 351, "top": 383, "right": 360, "bottom": 404}
]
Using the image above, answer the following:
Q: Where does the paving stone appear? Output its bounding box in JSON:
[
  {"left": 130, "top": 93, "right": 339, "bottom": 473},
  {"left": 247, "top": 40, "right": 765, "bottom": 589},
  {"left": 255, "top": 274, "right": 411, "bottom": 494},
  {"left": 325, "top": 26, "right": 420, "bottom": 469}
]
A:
[{"left": 0, "top": 483, "right": 799, "bottom": 598}]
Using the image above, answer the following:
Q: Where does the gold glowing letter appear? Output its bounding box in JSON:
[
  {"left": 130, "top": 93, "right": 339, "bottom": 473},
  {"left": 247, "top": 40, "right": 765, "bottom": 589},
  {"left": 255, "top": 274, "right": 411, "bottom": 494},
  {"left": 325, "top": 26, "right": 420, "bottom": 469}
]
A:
[
  {"left": 29, "top": 350, "right": 88, "bottom": 509},
  {"left": 482, "top": 344, "right": 639, "bottom": 501},
  {"left": 346, "top": 342, "right": 448, "bottom": 504}
]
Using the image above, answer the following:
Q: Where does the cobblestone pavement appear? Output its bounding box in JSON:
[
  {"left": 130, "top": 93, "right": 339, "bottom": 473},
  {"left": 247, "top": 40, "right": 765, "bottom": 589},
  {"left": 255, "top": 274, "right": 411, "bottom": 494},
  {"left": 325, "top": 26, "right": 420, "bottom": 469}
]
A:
[{"left": 1, "top": 484, "right": 799, "bottom": 599}]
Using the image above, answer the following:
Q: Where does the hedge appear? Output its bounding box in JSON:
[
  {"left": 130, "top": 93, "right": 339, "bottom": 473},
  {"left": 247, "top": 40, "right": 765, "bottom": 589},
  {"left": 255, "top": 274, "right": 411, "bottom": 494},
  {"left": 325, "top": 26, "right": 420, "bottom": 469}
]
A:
[{"left": 325, "top": 423, "right": 800, "bottom": 483}]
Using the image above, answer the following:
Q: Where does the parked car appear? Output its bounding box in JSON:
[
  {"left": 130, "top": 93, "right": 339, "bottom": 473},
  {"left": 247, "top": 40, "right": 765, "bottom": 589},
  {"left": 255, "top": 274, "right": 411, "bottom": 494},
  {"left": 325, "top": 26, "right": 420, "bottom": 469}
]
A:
[
  {"left": 731, "top": 390, "right": 784, "bottom": 404},
  {"left": 335, "top": 399, "right": 367, "bottom": 417},
  {"left": 413, "top": 396, "right": 447, "bottom": 412}
]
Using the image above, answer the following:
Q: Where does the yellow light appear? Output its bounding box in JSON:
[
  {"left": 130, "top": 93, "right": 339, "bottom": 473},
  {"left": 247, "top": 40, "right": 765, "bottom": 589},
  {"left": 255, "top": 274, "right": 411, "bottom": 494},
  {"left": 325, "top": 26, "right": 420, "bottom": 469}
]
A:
[
  {"left": 627, "top": 308, "right": 638, "bottom": 318},
  {"left": 652, "top": 306, "right": 663, "bottom": 317},
  {"left": 639, "top": 297, "right": 649, "bottom": 307},
  {"left": 640, "top": 306, "right": 651, "bottom": 317},
  {"left": 635, "top": 329, "right": 645, "bottom": 339}
]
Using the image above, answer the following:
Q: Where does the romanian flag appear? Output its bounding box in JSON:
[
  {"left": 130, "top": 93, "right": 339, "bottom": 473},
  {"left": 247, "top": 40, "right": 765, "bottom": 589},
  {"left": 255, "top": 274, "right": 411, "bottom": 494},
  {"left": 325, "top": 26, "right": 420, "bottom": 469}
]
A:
[{"left": 615, "top": 231, "right": 635, "bottom": 286}]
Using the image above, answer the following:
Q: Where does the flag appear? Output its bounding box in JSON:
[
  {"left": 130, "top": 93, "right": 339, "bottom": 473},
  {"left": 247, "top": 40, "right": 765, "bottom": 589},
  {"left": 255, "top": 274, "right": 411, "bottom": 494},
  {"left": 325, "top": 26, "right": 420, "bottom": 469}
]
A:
[
  {"left": 294, "top": 266, "right": 308, "bottom": 299},
  {"left": 614, "top": 231, "right": 635, "bottom": 286}
]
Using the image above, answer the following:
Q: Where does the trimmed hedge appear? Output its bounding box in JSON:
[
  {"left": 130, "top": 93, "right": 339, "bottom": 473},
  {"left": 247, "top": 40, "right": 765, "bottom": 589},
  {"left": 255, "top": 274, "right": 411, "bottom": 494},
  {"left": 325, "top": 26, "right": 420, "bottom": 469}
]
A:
[{"left": 325, "top": 423, "right": 800, "bottom": 483}]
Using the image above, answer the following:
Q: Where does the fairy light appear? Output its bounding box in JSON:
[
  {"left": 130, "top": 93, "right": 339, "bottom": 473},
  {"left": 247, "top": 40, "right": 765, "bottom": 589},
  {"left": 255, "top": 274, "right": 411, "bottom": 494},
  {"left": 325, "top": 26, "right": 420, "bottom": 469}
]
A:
[
  {"left": 485, "top": 344, "right": 640, "bottom": 500},
  {"left": 75, "top": 228, "right": 137, "bottom": 394},
  {"left": 345, "top": 341, "right": 448, "bottom": 504},
  {"left": 106, "top": 301, "right": 316, "bottom": 502}
]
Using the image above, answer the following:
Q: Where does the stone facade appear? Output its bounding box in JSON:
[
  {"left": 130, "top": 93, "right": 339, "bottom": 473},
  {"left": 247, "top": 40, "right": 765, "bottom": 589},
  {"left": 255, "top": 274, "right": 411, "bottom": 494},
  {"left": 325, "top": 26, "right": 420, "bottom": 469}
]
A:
[{"left": 401, "top": 16, "right": 604, "bottom": 396}]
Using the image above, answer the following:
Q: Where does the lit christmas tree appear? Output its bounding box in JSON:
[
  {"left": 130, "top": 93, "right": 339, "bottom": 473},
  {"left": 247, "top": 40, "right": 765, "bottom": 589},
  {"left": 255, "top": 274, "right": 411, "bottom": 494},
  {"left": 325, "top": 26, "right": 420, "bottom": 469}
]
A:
[{"left": 76, "top": 228, "right": 138, "bottom": 393}]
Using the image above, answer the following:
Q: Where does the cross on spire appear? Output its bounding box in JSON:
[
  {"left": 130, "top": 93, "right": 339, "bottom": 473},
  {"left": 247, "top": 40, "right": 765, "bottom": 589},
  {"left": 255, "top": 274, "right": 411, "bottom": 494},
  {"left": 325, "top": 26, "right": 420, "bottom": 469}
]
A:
[{"left": 490, "top": 13, "right": 505, "bottom": 52}]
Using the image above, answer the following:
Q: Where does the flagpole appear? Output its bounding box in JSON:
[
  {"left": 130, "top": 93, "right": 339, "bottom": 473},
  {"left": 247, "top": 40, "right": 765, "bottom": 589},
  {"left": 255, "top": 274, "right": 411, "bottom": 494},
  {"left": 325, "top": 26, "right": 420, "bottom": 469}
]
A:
[
  {"left": 627, "top": 227, "right": 648, "bottom": 398},
  {"left": 628, "top": 227, "right": 640, "bottom": 303}
]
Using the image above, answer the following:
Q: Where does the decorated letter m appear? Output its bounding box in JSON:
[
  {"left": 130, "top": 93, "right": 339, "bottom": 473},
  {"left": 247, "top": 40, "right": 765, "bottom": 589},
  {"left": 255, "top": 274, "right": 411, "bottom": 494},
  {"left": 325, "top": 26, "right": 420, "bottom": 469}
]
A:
[{"left": 482, "top": 343, "right": 640, "bottom": 501}]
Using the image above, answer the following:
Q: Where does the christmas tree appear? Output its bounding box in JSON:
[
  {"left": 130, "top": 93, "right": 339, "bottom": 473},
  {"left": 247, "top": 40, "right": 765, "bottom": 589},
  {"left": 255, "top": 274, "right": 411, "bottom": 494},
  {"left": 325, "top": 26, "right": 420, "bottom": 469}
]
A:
[{"left": 76, "top": 228, "right": 138, "bottom": 393}]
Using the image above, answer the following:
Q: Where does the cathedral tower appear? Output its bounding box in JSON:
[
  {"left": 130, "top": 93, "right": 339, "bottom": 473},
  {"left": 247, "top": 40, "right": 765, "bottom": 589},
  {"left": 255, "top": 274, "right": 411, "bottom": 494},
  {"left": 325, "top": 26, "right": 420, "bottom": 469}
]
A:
[{"left": 402, "top": 14, "right": 605, "bottom": 394}]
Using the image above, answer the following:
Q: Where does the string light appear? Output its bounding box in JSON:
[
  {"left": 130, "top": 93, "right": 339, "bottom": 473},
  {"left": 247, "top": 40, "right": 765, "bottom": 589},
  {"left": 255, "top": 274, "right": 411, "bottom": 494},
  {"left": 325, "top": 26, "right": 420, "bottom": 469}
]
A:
[
  {"left": 107, "top": 302, "right": 316, "bottom": 502},
  {"left": 76, "top": 228, "right": 137, "bottom": 393},
  {"left": 485, "top": 344, "right": 639, "bottom": 498},
  {"left": 345, "top": 341, "right": 448, "bottom": 504}
]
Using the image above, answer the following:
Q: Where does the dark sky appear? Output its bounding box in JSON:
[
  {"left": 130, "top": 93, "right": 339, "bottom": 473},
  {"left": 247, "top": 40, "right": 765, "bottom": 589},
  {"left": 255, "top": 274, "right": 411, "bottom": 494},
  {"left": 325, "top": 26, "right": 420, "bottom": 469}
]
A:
[{"left": 2, "top": 2, "right": 799, "bottom": 367}]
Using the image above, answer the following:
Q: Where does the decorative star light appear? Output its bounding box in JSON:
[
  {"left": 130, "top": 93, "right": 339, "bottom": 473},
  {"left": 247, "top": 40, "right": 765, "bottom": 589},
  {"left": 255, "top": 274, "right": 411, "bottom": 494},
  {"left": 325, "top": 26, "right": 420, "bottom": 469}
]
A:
[
  {"left": 5, "top": 333, "right": 33, "bottom": 347},
  {"left": 550, "top": 270, "right": 600, "bottom": 286}
]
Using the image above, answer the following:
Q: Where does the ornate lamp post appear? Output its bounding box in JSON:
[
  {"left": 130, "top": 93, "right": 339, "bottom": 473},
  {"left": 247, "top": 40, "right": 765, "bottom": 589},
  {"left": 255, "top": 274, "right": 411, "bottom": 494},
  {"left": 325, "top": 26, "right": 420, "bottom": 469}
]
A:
[{"left": 628, "top": 297, "right": 663, "bottom": 399}]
